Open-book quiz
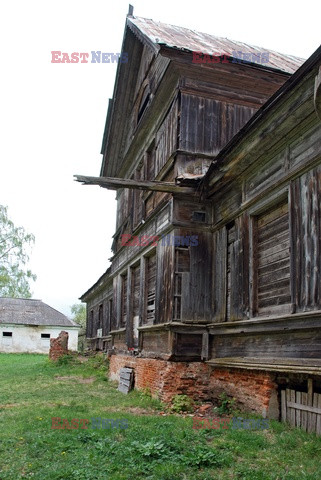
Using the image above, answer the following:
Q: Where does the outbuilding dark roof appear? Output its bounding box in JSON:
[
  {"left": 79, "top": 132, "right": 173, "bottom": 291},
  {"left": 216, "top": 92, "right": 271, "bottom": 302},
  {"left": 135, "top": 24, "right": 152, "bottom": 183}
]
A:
[{"left": 0, "top": 298, "right": 78, "bottom": 327}]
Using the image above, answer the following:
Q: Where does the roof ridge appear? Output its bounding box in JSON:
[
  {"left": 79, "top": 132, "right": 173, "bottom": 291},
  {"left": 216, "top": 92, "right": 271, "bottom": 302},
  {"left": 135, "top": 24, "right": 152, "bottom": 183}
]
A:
[{"left": 128, "top": 15, "right": 305, "bottom": 65}]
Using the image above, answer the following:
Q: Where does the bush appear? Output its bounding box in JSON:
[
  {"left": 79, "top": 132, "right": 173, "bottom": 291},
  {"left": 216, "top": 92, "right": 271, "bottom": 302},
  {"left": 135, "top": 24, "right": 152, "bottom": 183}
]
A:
[
  {"left": 169, "top": 394, "right": 194, "bottom": 413},
  {"left": 217, "top": 392, "right": 236, "bottom": 414}
]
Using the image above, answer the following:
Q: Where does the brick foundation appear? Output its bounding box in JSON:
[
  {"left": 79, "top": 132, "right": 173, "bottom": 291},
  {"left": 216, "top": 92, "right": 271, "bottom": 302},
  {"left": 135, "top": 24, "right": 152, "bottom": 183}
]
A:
[{"left": 109, "top": 354, "right": 279, "bottom": 418}]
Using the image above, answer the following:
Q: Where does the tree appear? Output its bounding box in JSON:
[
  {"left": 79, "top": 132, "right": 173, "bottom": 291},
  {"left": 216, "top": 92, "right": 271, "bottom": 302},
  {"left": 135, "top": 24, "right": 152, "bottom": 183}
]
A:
[
  {"left": 0, "top": 205, "right": 36, "bottom": 298},
  {"left": 70, "top": 303, "right": 86, "bottom": 328}
]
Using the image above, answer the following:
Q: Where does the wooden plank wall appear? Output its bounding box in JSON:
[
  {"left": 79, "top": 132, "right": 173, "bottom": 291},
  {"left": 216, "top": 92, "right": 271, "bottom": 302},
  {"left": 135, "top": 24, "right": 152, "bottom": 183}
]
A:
[
  {"left": 291, "top": 165, "right": 321, "bottom": 312},
  {"left": 180, "top": 94, "right": 256, "bottom": 155},
  {"left": 255, "top": 201, "right": 291, "bottom": 316},
  {"left": 155, "top": 99, "right": 178, "bottom": 177}
]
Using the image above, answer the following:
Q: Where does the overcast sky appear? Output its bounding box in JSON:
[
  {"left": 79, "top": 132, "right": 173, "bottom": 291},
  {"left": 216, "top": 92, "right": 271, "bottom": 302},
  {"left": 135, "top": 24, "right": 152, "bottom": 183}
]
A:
[{"left": 0, "top": 0, "right": 320, "bottom": 316}]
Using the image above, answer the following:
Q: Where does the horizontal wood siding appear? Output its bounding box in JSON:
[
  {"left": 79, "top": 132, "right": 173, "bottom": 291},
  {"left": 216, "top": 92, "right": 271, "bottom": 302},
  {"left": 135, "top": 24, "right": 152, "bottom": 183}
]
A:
[
  {"left": 255, "top": 202, "right": 291, "bottom": 316},
  {"left": 211, "top": 329, "right": 321, "bottom": 359}
]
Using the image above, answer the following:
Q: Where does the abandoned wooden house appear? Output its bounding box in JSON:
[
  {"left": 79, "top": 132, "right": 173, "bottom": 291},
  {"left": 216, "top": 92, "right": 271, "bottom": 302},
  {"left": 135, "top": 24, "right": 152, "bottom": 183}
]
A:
[{"left": 77, "top": 10, "right": 321, "bottom": 429}]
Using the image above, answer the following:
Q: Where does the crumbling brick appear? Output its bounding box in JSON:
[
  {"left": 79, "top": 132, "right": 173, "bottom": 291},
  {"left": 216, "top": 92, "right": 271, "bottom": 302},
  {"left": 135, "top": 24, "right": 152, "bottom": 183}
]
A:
[
  {"left": 49, "top": 331, "right": 69, "bottom": 361},
  {"left": 109, "top": 355, "right": 278, "bottom": 418}
]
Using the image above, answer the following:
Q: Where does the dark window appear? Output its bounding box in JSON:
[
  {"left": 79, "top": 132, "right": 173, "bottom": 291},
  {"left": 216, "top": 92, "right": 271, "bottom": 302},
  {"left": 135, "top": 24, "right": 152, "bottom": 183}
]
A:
[
  {"left": 192, "top": 211, "right": 206, "bottom": 223},
  {"left": 137, "top": 87, "right": 150, "bottom": 123},
  {"left": 41, "top": 333, "right": 50, "bottom": 339},
  {"left": 3, "top": 332, "right": 12, "bottom": 337}
]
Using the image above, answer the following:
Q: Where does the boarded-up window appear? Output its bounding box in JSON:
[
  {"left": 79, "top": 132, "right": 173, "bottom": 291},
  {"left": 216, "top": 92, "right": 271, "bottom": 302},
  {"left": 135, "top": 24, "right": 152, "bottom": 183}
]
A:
[
  {"left": 145, "top": 253, "right": 156, "bottom": 324},
  {"left": 255, "top": 201, "right": 291, "bottom": 316},
  {"left": 121, "top": 274, "right": 128, "bottom": 328},
  {"left": 173, "top": 247, "right": 190, "bottom": 320},
  {"left": 132, "top": 264, "right": 140, "bottom": 347},
  {"left": 226, "top": 223, "right": 236, "bottom": 321}
]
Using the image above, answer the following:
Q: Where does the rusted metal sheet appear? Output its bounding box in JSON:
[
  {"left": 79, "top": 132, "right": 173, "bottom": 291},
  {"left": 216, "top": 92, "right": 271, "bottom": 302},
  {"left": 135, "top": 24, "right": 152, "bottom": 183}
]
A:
[{"left": 128, "top": 16, "right": 304, "bottom": 74}]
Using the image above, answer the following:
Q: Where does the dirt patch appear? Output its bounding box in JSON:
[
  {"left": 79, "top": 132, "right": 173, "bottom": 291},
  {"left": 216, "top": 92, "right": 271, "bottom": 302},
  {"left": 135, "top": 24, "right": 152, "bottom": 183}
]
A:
[
  {"left": 101, "top": 406, "right": 157, "bottom": 415},
  {"left": 0, "top": 403, "right": 20, "bottom": 409},
  {"left": 55, "top": 375, "right": 95, "bottom": 384}
]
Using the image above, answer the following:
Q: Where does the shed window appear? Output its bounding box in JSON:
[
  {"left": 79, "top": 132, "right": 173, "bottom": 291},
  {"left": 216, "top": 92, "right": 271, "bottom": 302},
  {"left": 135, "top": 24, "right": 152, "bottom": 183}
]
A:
[
  {"left": 41, "top": 333, "right": 50, "bottom": 339},
  {"left": 2, "top": 331, "right": 13, "bottom": 346}
]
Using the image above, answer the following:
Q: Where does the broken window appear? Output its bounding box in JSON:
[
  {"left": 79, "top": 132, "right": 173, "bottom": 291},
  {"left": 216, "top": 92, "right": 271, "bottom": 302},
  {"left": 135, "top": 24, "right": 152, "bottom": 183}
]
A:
[
  {"left": 97, "top": 304, "right": 103, "bottom": 337},
  {"left": 144, "top": 252, "right": 156, "bottom": 324},
  {"left": 173, "top": 247, "right": 190, "bottom": 320}
]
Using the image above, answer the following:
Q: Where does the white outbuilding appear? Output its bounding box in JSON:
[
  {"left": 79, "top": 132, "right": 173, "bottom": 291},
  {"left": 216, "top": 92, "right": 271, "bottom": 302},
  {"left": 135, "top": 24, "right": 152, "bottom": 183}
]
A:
[{"left": 0, "top": 297, "right": 79, "bottom": 353}]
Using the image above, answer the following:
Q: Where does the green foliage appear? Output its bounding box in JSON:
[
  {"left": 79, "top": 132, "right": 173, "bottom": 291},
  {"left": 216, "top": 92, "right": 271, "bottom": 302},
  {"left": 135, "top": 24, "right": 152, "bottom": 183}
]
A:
[
  {"left": 217, "top": 392, "right": 237, "bottom": 414},
  {"left": 70, "top": 303, "right": 86, "bottom": 328},
  {"left": 0, "top": 205, "right": 36, "bottom": 298},
  {"left": 55, "top": 354, "right": 79, "bottom": 367},
  {"left": 169, "top": 394, "right": 194, "bottom": 413}
]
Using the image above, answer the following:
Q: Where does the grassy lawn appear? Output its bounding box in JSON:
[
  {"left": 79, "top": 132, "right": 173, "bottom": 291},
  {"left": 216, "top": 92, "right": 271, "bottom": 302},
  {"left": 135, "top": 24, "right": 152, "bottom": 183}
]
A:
[{"left": 0, "top": 354, "right": 321, "bottom": 479}]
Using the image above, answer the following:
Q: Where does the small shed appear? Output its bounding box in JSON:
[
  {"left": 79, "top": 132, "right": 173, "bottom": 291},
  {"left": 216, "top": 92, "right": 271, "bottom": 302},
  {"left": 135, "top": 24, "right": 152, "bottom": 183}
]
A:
[{"left": 0, "top": 298, "right": 80, "bottom": 353}]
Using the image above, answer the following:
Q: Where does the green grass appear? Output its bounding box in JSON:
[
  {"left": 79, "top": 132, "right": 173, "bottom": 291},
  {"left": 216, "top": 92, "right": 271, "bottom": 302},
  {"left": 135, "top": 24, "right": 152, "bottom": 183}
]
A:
[{"left": 0, "top": 354, "right": 321, "bottom": 479}]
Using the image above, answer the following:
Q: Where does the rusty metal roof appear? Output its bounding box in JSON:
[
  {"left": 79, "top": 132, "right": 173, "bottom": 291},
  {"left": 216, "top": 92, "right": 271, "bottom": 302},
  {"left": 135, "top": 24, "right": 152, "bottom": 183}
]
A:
[{"left": 127, "top": 16, "right": 304, "bottom": 74}]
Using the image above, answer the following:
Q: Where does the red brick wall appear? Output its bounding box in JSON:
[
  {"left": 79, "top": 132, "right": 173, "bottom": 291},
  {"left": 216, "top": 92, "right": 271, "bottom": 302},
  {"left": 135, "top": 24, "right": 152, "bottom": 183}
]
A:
[
  {"left": 210, "top": 368, "right": 278, "bottom": 418},
  {"left": 109, "top": 354, "right": 278, "bottom": 417}
]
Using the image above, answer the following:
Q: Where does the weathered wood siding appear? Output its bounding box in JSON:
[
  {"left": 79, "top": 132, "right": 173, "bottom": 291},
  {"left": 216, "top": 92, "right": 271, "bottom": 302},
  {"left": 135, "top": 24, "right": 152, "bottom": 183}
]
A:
[
  {"left": 179, "top": 94, "right": 256, "bottom": 155},
  {"left": 291, "top": 165, "right": 321, "bottom": 312},
  {"left": 145, "top": 252, "right": 156, "bottom": 325},
  {"left": 255, "top": 201, "right": 291, "bottom": 316}
]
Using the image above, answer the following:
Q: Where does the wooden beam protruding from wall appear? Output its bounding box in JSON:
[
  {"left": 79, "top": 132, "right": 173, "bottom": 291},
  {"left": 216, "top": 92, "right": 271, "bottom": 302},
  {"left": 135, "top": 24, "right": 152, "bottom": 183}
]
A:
[{"left": 74, "top": 175, "right": 197, "bottom": 195}]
